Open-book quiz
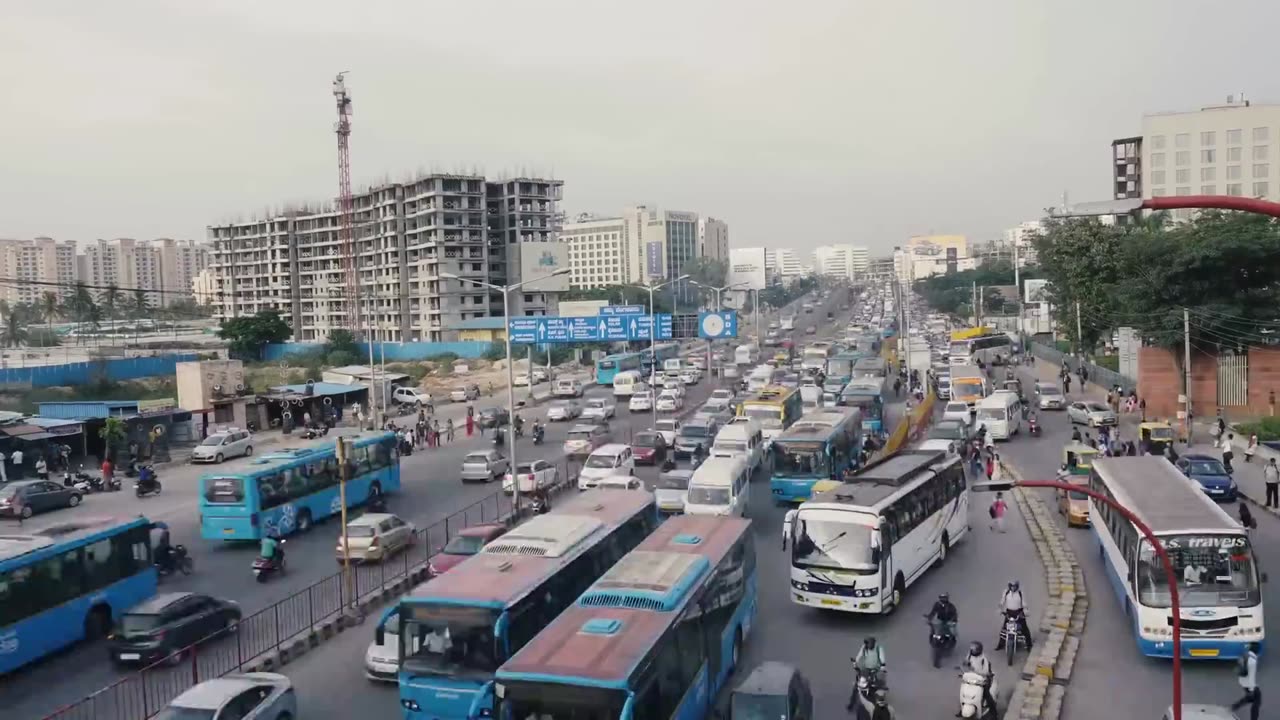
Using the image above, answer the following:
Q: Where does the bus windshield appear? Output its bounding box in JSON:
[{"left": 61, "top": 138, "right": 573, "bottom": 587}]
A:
[
  {"left": 401, "top": 604, "right": 501, "bottom": 677},
  {"left": 774, "top": 443, "right": 830, "bottom": 478},
  {"left": 948, "top": 341, "right": 970, "bottom": 357},
  {"left": 953, "top": 379, "right": 984, "bottom": 397},
  {"left": 1137, "top": 534, "right": 1260, "bottom": 608},
  {"left": 741, "top": 404, "right": 782, "bottom": 428},
  {"left": 792, "top": 513, "right": 876, "bottom": 570}
]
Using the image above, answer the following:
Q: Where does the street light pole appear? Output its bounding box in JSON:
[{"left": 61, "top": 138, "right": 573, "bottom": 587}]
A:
[
  {"left": 442, "top": 267, "right": 570, "bottom": 516},
  {"left": 690, "top": 280, "right": 750, "bottom": 386},
  {"left": 974, "top": 478, "right": 1184, "bottom": 720},
  {"left": 632, "top": 275, "right": 689, "bottom": 428}
]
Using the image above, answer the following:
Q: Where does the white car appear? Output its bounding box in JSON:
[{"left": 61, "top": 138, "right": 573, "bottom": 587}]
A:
[
  {"left": 391, "top": 386, "right": 433, "bottom": 407},
  {"left": 690, "top": 356, "right": 708, "bottom": 370},
  {"left": 578, "top": 444, "right": 636, "bottom": 490},
  {"left": 656, "top": 391, "right": 684, "bottom": 412},
  {"left": 582, "top": 398, "right": 617, "bottom": 421},
  {"left": 629, "top": 391, "right": 654, "bottom": 412},
  {"left": 546, "top": 400, "right": 582, "bottom": 422},
  {"left": 1068, "top": 401, "right": 1117, "bottom": 427},
  {"left": 710, "top": 388, "right": 735, "bottom": 403},
  {"left": 664, "top": 382, "right": 687, "bottom": 400},
  {"left": 942, "top": 401, "right": 972, "bottom": 425},
  {"left": 504, "top": 459, "right": 559, "bottom": 494},
  {"left": 660, "top": 374, "right": 684, "bottom": 392},
  {"left": 680, "top": 369, "right": 701, "bottom": 385},
  {"left": 191, "top": 429, "right": 253, "bottom": 464},
  {"left": 655, "top": 419, "right": 681, "bottom": 446},
  {"left": 553, "top": 378, "right": 584, "bottom": 398},
  {"left": 161, "top": 673, "right": 296, "bottom": 720}
]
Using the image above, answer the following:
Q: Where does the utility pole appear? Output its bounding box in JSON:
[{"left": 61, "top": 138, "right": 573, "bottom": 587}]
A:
[
  {"left": 1013, "top": 239, "right": 1023, "bottom": 340},
  {"left": 1075, "top": 301, "right": 1084, "bottom": 359},
  {"left": 336, "top": 437, "right": 353, "bottom": 605},
  {"left": 1183, "top": 308, "right": 1193, "bottom": 442},
  {"left": 971, "top": 282, "right": 978, "bottom": 327}
]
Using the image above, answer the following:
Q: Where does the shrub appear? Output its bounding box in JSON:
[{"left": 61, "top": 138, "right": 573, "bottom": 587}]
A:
[
  {"left": 1236, "top": 416, "right": 1280, "bottom": 441},
  {"left": 327, "top": 350, "right": 358, "bottom": 367}
]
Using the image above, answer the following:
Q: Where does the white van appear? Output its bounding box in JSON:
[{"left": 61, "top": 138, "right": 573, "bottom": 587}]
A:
[
  {"left": 578, "top": 443, "right": 636, "bottom": 490},
  {"left": 685, "top": 455, "right": 751, "bottom": 517},
  {"left": 612, "top": 371, "right": 647, "bottom": 398},
  {"left": 711, "top": 419, "right": 765, "bottom": 475},
  {"left": 976, "top": 392, "right": 1022, "bottom": 440},
  {"left": 746, "top": 365, "right": 774, "bottom": 393},
  {"left": 735, "top": 344, "right": 760, "bottom": 366},
  {"left": 663, "top": 357, "right": 684, "bottom": 379}
]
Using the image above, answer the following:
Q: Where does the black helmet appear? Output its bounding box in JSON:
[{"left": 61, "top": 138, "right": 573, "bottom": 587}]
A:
[
  {"left": 1008, "top": 581, "right": 1020, "bottom": 592},
  {"left": 938, "top": 593, "right": 950, "bottom": 603},
  {"left": 969, "top": 641, "right": 983, "bottom": 656},
  {"left": 863, "top": 637, "right": 877, "bottom": 649}
]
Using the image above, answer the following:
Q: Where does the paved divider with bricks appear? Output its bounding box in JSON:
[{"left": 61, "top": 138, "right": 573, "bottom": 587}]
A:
[{"left": 1000, "top": 459, "right": 1088, "bottom": 720}]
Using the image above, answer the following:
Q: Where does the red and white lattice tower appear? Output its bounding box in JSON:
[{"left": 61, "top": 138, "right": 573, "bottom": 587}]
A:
[{"left": 333, "top": 72, "right": 359, "bottom": 332}]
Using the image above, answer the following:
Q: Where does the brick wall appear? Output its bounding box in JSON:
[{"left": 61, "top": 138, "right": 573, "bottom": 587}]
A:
[{"left": 1139, "top": 345, "right": 1280, "bottom": 420}]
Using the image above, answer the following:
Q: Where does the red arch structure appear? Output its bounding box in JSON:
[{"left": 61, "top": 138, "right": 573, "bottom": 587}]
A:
[{"left": 1144, "top": 194, "right": 1280, "bottom": 218}]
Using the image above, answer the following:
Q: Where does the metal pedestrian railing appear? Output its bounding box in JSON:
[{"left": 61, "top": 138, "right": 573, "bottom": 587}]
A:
[
  {"left": 1027, "top": 340, "right": 1135, "bottom": 392},
  {"left": 43, "top": 460, "right": 580, "bottom": 720}
]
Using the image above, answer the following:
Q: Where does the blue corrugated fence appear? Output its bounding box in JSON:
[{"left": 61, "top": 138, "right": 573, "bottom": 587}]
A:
[
  {"left": 0, "top": 354, "right": 199, "bottom": 387},
  {"left": 263, "top": 341, "right": 490, "bottom": 361}
]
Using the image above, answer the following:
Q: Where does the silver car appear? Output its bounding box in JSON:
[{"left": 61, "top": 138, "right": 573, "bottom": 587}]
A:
[
  {"left": 546, "top": 399, "right": 582, "bottom": 422},
  {"left": 1036, "top": 383, "right": 1065, "bottom": 410},
  {"left": 191, "top": 429, "right": 253, "bottom": 464},
  {"left": 160, "top": 673, "right": 296, "bottom": 719},
  {"left": 1067, "top": 400, "right": 1117, "bottom": 427},
  {"left": 655, "top": 469, "right": 693, "bottom": 515},
  {"left": 460, "top": 450, "right": 508, "bottom": 483},
  {"left": 581, "top": 398, "right": 616, "bottom": 421}
]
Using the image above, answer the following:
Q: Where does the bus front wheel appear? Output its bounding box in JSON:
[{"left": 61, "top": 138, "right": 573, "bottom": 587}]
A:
[{"left": 84, "top": 605, "right": 112, "bottom": 640}]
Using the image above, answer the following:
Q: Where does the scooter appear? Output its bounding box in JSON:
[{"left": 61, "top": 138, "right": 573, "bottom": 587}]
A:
[
  {"left": 958, "top": 670, "right": 999, "bottom": 719},
  {"left": 63, "top": 471, "right": 90, "bottom": 494},
  {"left": 156, "top": 544, "right": 194, "bottom": 577},
  {"left": 1028, "top": 419, "right": 1042, "bottom": 437},
  {"left": 301, "top": 423, "right": 329, "bottom": 440},
  {"left": 134, "top": 467, "right": 162, "bottom": 498},
  {"left": 532, "top": 425, "right": 545, "bottom": 445},
  {"left": 926, "top": 617, "right": 957, "bottom": 668},
  {"left": 849, "top": 668, "right": 884, "bottom": 720},
  {"left": 252, "top": 542, "right": 286, "bottom": 582}
]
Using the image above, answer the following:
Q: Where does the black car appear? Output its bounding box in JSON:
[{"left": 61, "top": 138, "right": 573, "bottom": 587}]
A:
[
  {"left": 477, "top": 407, "right": 510, "bottom": 428},
  {"left": 109, "top": 592, "right": 241, "bottom": 665},
  {"left": 0, "top": 480, "right": 83, "bottom": 518}
]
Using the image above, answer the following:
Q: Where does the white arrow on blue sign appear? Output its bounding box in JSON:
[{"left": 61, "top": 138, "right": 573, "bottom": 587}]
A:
[{"left": 508, "top": 314, "right": 672, "bottom": 343}]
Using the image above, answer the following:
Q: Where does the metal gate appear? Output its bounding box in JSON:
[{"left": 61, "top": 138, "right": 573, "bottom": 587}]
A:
[{"left": 1217, "top": 350, "right": 1249, "bottom": 407}]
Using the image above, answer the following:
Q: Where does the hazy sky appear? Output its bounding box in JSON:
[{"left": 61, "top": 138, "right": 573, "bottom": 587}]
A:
[{"left": 4, "top": 0, "right": 1279, "bottom": 255}]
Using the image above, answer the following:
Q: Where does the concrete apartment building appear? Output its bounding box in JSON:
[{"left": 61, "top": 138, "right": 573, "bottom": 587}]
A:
[
  {"left": 893, "top": 234, "right": 974, "bottom": 284},
  {"left": 79, "top": 238, "right": 209, "bottom": 307},
  {"left": 209, "top": 173, "right": 564, "bottom": 343},
  {"left": 0, "top": 237, "right": 78, "bottom": 306},
  {"left": 765, "top": 248, "right": 808, "bottom": 279},
  {"left": 1140, "top": 96, "right": 1280, "bottom": 220},
  {"left": 697, "top": 217, "right": 729, "bottom": 263},
  {"left": 561, "top": 215, "right": 627, "bottom": 289},
  {"left": 812, "top": 244, "right": 870, "bottom": 281}
]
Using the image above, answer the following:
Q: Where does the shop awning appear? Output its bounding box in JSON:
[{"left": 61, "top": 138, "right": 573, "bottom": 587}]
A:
[{"left": 1, "top": 424, "right": 56, "bottom": 441}]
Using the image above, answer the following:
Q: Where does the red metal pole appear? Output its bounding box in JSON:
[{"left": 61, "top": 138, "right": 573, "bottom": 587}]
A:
[{"left": 1012, "top": 480, "right": 1182, "bottom": 720}]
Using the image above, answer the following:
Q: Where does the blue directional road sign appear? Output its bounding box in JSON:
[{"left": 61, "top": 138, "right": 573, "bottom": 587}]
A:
[
  {"left": 599, "top": 305, "right": 645, "bottom": 316},
  {"left": 508, "top": 314, "right": 672, "bottom": 344},
  {"left": 697, "top": 311, "right": 739, "bottom": 339}
]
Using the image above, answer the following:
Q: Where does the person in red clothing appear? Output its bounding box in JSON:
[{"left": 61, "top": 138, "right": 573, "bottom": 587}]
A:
[{"left": 102, "top": 457, "right": 114, "bottom": 488}]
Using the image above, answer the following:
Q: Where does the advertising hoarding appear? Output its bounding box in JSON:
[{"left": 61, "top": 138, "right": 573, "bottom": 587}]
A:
[
  {"left": 517, "top": 243, "right": 571, "bottom": 292},
  {"left": 728, "top": 247, "right": 767, "bottom": 290}
]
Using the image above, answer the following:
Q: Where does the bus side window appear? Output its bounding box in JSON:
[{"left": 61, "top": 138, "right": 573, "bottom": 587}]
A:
[
  {"left": 282, "top": 467, "right": 308, "bottom": 499},
  {"left": 257, "top": 474, "right": 283, "bottom": 509}
]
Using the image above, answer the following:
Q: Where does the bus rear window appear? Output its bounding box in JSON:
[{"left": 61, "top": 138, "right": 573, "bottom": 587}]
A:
[{"left": 203, "top": 477, "right": 244, "bottom": 504}]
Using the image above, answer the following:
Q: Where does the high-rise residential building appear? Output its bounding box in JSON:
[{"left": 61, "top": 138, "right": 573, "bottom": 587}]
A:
[
  {"left": 697, "top": 217, "right": 729, "bottom": 263},
  {"left": 159, "top": 238, "right": 211, "bottom": 304},
  {"left": 0, "top": 237, "right": 78, "bottom": 306},
  {"left": 82, "top": 238, "right": 165, "bottom": 306},
  {"left": 561, "top": 215, "right": 626, "bottom": 289},
  {"left": 1002, "top": 221, "right": 1043, "bottom": 267},
  {"left": 209, "top": 173, "right": 563, "bottom": 343},
  {"left": 812, "top": 244, "right": 871, "bottom": 281},
  {"left": 1140, "top": 96, "right": 1280, "bottom": 220},
  {"left": 1112, "top": 136, "right": 1143, "bottom": 200}
]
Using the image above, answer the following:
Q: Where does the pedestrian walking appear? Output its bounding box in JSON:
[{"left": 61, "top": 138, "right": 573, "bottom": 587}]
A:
[
  {"left": 1239, "top": 503, "right": 1257, "bottom": 534},
  {"left": 1263, "top": 458, "right": 1280, "bottom": 509},
  {"left": 989, "top": 491, "right": 1008, "bottom": 533},
  {"left": 35, "top": 456, "right": 47, "bottom": 481},
  {"left": 1139, "top": 397, "right": 1147, "bottom": 422},
  {"left": 102, "top": 457, "right": 114, "bottom": 489},
  {"left": 984, "top": 452, "right": 995, "bottom": 481},
  {"left": 1230, "top": 642, "right": 1261, "bottom": 720},
  {"left": 9, "top": 448, "right": 23, "bottom": 480},
  {"left": 432, "top": 419, "right": 441, "bottom": 444},
  {"left": 1221, "top": 433, "right": 1236, "bottom": 474},
  {"left": 1245, "top": 434, "right": 1258, "bottom": 463},
  {"left": 1062, "top": 375, "right": 1071, "bottom": 395},
  {"left": 969, "top": 444, "right": 982, "bottom": 478},
  {"left": 446, "top": 419, "right": 456, "bottom": 443}
]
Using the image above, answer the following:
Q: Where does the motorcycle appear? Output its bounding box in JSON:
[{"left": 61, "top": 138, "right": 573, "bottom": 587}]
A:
[
  {"left": 958, "top": 670, "right": 999, "bottom": 719},
  {"left": 134, "top": 468, "right": 162, "bottom": 498},
  {"left": 1028, "top": 419, "right": 1042, "bottom": 437},
  {"left": 849, "top": 667, "right": 885, "bottom": 720},
  {"left": 532, "top": 425, "right": 545, "bottom": 445},
  {"left": 156, "top": 544, "right": 194, "bottom": 577},
  {"left": 926, "top": 617, "right": 957, "bottom": 668},
  {"left": 252, "top": 542, "right": 286, "bottom": 583},
  {"left": 1000, "top": 610, "right": 1026, "bottom": 666},
  {"left": 301, "top": 423, "right": 330, "bottom": 440},
  {"left": 63, "top": 471, "right": 90, "bottom": 494}
]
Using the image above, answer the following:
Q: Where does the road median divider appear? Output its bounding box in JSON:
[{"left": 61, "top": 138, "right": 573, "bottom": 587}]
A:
[{"left": 1000, "top": 458, "right": 1087, "bottom": 720}]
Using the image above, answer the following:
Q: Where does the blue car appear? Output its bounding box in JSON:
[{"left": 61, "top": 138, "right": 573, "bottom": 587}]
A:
[{"left": 1175, "top": 454, "right": 1238, "bottom": 501}]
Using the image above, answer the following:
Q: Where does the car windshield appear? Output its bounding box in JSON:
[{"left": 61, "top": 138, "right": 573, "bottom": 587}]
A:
[
  {"left": 463, "top": 453, "right": 490, "bottom": 464},
  {"left": 792, "top": 511, "right": 877, "bottom": 571},
  {"left": 346, "top": 524, "right": 377, "bottom": 538},
  {"left": 550, "top": 401, "right": 570, "bottom": 409},
  {"left": 1038, "top": 385, "right": 1061, "bottom": 395},
  {"left": 681, "top": 425, "right": 710, "bottom": 439},
  {"left": 634, "top": 433, "right": 659, "bottom": 448},
  {"left": 977, "top": 408, "right": 1006, "bottom": 421},
  {"left": 567, "top": 431, "right": 591, "bottom": 441},
  {"left": 585, "top": 455, "right": 618, "bottom": 469},
  {"left": 1087, "top": 403, "right": 1110, "bottom": 412},
  {"left": 401, "top": 604, "right": 501, "bottom": 677},
  {"left": 657, "top": 421, "right": 678, "bottom": 432},
  {"left": 687, "top": 486, "right": 731, "bottom": 505},
  {"left": 120, "top": 614, "right": 162, "bottom": 635},
  {"left": 1187, "top": 460, "right": 1227, "bottom": 476},
  {"left": 515, "top": 463, "right": 537, "bottom": 474},
  {"left": 442, "top": 535, "right": 486, "bottom": 555},
  {"left": 928, "top": 423, "right": 965, "bottom": 440},
  {"left": 199, "top": 435, "right": 227, "bottom": 446},
  {"left": 153, "top": 708, "right": 216, "bottom": 720},
  {"left": 659, "top": 474, "right": 690, "bottom": 490},
  {"left": 587, "top": 400, "right": 605, "bottom": 408},
  {"left": 1138, "top": 534, "right": 1260, "bottom": 608}
]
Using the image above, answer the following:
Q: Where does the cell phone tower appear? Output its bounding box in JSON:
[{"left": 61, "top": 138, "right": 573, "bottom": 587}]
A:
[{"left": 333, "top": 72, "right": 359, "bottom": 332}]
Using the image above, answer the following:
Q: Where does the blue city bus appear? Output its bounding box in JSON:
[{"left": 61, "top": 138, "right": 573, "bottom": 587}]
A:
[
  {"left": 494, "top": 514, "right": 757, "bottom": 720},
  {"left": 840, "top": 377, "right": 886, "bottom": 434},
  {"left": 639, "top": 342, "right": 680, "bottom": 376},
  {"left": 0, "top": 516, "right": 159, "bottom": 674},
  {"left": 392, "top": 489, "right": 659, "bottom": 720},
  {"left": 198, "top": 431, "right": 400, "bottom": 541},
  {"left": 596, "top": 352, "right": 643, "bottom": 385},
  {"left": 825, "top": 350, "right": 864, "bottom": 390},
  {"left": 770, "top": 409, "right": 863, "bottom": 503}
]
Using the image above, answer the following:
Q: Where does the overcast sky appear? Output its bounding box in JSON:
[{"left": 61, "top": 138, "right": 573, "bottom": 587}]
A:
[{"left": 4, "top": 0, "right": 1278, "bottom": 255}]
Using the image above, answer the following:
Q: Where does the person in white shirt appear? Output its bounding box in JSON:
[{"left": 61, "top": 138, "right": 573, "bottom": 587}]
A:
[
  {"left": 1183, "top": 564, "right": 1204, "bottom": 585},
  {"left": 1230, "top": 642, "right": 1261, "bottom": 720},
  {"left": 10, "top": 449, "right": 24, "bottom": 480},
  {"left": 996, "top": 581, "right": 1032, "bottom": 650},
  {"left": 424, "top": 627, "right": 451, "bottom": 654},
  {"left": 782, "top": 508, "right": 797, "bottom": 550}
]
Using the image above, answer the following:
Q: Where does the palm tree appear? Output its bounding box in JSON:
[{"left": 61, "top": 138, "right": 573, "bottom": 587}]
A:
[
  {"left": 39, "top": 291, "right": 60, "bottom": 345},
  {"left": 0, "top": 305, "right": 29, "bottom": 348},
  {"left": 130, "top": 289, "right": 149, "bottom": 341},
  {"left": 99, "top": 284, "right": 122, "bottom": 335},
  {"left": 68, "top": 282, "right": 95, "bottom": 344},
  {"left": 99, "top": 417, "right": 128, "bottom": 463}
]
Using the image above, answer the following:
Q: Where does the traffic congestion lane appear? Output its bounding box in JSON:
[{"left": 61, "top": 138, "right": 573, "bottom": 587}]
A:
[
  {"left": 998, "top": 362, "right": 1266, "bottom": 719},
  {"left": 9, "top": 372, "right": 725, "bottom": 720}
]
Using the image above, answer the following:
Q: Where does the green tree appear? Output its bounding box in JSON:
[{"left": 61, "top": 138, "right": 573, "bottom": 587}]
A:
[
  {"left": 1030, "top": 218, "right": 1127, "bottom": 352},
  {"left": 325, "top": 328, "right": 360, "bottom": 357},
  {"left": 39, "top": 291, "right": 60, "bottom": 339},
  {"left": 99, "top": 416, "right": 128, "bottom": 461},
  {"left": 99, "top": 283, "right": 122, "bottom": 333},
  {"left": 0, "top": 304, "right": 28, "bottom": 348},
  {"left": 217, "top": 310, "right": 293, "bottom": 360}
]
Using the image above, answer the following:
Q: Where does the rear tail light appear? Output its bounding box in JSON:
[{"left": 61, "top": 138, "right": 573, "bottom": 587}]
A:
[
  {"left": 369, "top": 537, "right": 380, "bottom": 549},
  {"left": 527, "top": 474, "right": 535, "bottom": 481}
]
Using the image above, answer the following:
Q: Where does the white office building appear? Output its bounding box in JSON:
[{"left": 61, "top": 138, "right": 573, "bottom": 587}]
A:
[
  {"left": 1142, "top": 97, "right": 1280, "bottom": 220},
  {"left": 561, "top": 216, "right": 627, "bottom": 289},
  {"left": 812, "top": 244, "right": 870, "bottom": 281},
  {"left": 1002, "top": 221, "right": 1043, "bottom": 267},
  {"left": 697, "top": 217, "right": 729, "bottom": 263},
  {"left": 765, "top": 248, "right": 808, "bottom": 279}
]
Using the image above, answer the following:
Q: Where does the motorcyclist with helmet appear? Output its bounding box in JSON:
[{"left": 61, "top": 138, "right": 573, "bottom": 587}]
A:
[
  {"left": 927, "top": 592, "right": 959, "bottom": 640},
  {"left": 259, "top": 532, "right": 284, "bottom": 569},
  {"left": 848, "top": 636, "right": 887, "bottom": 711},
  {"left": 960, "top": 641, "right": 996, "bottom": 717},
  {"left": 996, "top": 581, "right": 1033, "bottom": 650}
]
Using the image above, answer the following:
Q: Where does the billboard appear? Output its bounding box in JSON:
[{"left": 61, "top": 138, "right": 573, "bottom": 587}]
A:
[
  {"left": 517, "top": 243, "right": 571, "bottom": 292},
  {"left": 645, "top": 241, "right": 664, "bottom": 279},
  {"left": 728, "top": 247, "right": 767, "bottom": 290},
  {"left": 1024, "top": 278, "right": 1050, "bottom": 303}
]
